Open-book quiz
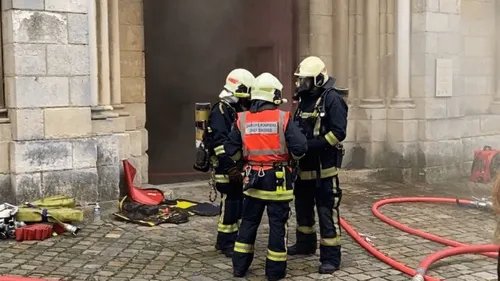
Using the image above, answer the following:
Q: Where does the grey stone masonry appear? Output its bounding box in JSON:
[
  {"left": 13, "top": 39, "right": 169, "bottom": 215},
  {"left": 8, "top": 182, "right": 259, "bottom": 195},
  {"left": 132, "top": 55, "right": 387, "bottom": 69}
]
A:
[{"left": 1, "top": 0, "right": 121, "bottom": 204}]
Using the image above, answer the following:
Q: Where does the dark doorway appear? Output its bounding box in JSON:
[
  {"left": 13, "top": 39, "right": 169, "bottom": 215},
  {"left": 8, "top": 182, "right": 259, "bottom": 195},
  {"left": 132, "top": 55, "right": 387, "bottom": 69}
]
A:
[{"left": 144, "top": 0, "right": 298, "bottom": 184}]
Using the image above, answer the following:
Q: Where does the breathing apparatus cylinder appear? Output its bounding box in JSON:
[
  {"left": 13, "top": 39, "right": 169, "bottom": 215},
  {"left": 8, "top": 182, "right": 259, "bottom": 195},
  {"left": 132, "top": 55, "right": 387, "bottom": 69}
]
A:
[{"left": 194, "top": 102, "right": 211, "bottom": 148}]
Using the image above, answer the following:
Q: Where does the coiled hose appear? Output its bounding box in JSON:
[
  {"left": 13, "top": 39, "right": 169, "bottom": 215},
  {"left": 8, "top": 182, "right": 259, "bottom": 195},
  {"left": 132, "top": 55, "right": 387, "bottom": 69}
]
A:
[{"left": 341, "top": 197, "right": 499, "bottom": 281}]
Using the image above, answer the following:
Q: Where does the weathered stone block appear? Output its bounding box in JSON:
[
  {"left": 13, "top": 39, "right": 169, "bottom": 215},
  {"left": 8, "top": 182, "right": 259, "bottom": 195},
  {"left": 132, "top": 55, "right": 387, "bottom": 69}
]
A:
[
  {"left": 117, "top": 133, "right": 130, "bottom": 160},
  {"left": 121, "top": 77, "right": 145, "bottom": 103},
  {"left": 92, "top": 118, "right": 115, "bottom": 135},
  {"left": 141, "top": 153, "right": 148, "bottom": 184},
  {"left": 140, "top": 128, "right": 148, "bottom": 153},
  {"left": 44, "top": 107, "right": 92, "bottom": 138},
  {"left": 41, "top": 168, "right": 98, "bottom": 203},
  {"left": 128, "top": 130, "right": 142, "bottom": 156},
  {"left": 461, "top": 0, "right": 491, "bottom": 21},
  {"left": 45, "top": 0, "right": 87, "bottom": 13},
  {"left": 111, "top": 116, "right": 126, "bottom": 133},
  {"left": 480, "top": 115, "right": 500, "bottom": 135},
  {"left": 10, "top": 10, "right": 68, "bottom": 44},
  {"left": 119, "top": 0, "right": 143, "bottom": 25},
  {"left": 355, "top": 120, "right": 387, "bottom": 142},
  {"left": 344, "top": 121, "right": 355, "bottom": 143},
  {"left": 461, "top": 95, "right": 490, "bottom": 116},
  {"left": 0, "top": 123, "right": 12, "bottom": 141},
  {"left": 461, "top": 57, "right": 493, "bottom": 76},
  {"left": 47, "top": 44, "right": 89, "bottom": 75},
  {"left": 119, "top": 25, "right": 144, "bottom": 51},
  {"left": 10, "top": 140, "right": 72, "bottom": 173},
  {"left": 309, "top": 34, "right": 332, "bottom": 56},
  {"left": 460, "top": 116, "right": 481, "bottom": 138},
  {"left": 3, "top": 43, "right": 46, "bottom": 76},
  {"left": 418, "top": 139, "right": 462, "bottom": 167},
  {"left": 387, "top": 108, "right": 417, "bottom": 120},
  {"left": 310, "top": 0, "right": 332, "bottom": 15},
  {"left": 418, "top": 118, "right": 462, "bottom": 141},
  {"left": 70, "top": 76, "right": 91, "bottom": 106},
  {"left": 124, "top": 115, "right": 137, "bottom": 131},
  {"left": 414, "top": 97, "right": 447, "bottom": 119},
  {"left": 464, "top": 36, "right": 491, "bottom": 57},
  {"left": 6, "top": 76, "right": 69, "bottom": 108},
  {"left": 72, "top": 138, "right": 97, "bottom": 168},
  {"left": 10, "top": 109, "right": 44, "bottom": 140},
  {"left": 120, "top": 51, "right": 144, "bottom": 78},
  {"left": 385, "top": 141, "right": 419, "bottom": 168},
  {"left": 97, "top": 165, "right": 120, "bottom": 201},
  {"left": 425, "top": 12, "right": 449, "bottom": 32},
  {"left": 387, "top": 120, "right": 418, "bottom": 142},
  {"left": 0, "top": 174, "right": 14, "bottom": 204},
  {"left": 439, "top": 0, "right": 461, "bottom": 14},
  {"left": 3, "top": 0, "right": 45, "bottom": 10},
  {"left": 96, "top": 135, "right": 119, "bottom": 166},
  {"left": 437, "top": 33, "right": 461, "bottom": 55},
  {"left": 446, "top": 96, "right": 464, "bottom": 118},
  {"left": 67, "top": 13, "right": 88, "bottom": 44},
  {"left": 11, "top": 172, "right": 41, "bottom": 204},
  {"left": 0, "top": 142, "right": 10, "bottom": 173},
  {"left": 123, "top": 103, "right": 145, "bottom": 128}
]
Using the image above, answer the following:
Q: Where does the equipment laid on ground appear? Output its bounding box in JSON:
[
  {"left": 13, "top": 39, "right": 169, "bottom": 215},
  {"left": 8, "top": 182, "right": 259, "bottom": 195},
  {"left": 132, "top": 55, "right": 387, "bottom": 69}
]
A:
[
  {"left": 341, "top": 197, "right": 498, "bottom": 281},
  {"left": 470, "top": 145, "right": 500, "bottom": 183},
  {"left": 123, "top": 160, "right": 164, "bottom": 205},
  {"left": 0, "top": 203, "right": 18, "bottom": 239}
]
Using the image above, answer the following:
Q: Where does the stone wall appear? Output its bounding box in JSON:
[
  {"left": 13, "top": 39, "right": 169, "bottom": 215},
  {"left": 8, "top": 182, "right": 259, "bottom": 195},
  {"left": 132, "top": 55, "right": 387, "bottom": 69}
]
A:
[
  {"left": 119, "top": 0, "right": 148, "bottom": 184},
  {"left": 0, "top": 0, "right": 147, "bottom": 204},
  {"left": 299, "top": 0, "right": 500, "bottom": 182},
  {"left": 409, "top": 0, "right": 500, "bottom": 181}
]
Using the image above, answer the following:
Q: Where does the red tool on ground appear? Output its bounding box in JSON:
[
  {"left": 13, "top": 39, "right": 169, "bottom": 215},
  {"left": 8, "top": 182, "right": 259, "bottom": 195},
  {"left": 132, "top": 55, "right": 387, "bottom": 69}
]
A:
[
  {"left": 470, "top": 145, "right": 500, "bottom": 183},
  {"left": 123, "top": 160, "right": 164, "bottom": 205},
  {"left": 15, "top": 224, "right": 53, "bottom": 242}
]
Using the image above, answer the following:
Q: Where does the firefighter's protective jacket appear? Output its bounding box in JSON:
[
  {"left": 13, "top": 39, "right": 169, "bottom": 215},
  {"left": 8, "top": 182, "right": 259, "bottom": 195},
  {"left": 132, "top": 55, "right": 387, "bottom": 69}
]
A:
[
  {"left": 206, "top": 101, "right": 243, "bottom": 184},
  {"left": 293, "top": 78, "right": 348, "bottom": 180},
  {"left": 224, "top": 101, "right": 308, "bottom": 201}
]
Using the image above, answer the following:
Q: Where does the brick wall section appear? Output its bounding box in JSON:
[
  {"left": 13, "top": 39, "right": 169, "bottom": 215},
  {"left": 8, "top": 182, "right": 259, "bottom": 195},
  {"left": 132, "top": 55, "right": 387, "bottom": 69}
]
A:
[
  {"left": 1, "top": 0, "right": 120, "bottom": 203},
  {"left": 119, "top": 0, "right": 148, "bottom": 183}
]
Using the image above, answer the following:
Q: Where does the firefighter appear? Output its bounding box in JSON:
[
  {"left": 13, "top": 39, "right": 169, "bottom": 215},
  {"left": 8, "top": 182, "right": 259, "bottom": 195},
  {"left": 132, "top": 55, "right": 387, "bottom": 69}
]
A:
[
  {"left": 224, "top": 72, "right": 308, "bottom": 281},
  {"left": 288, "top": 56, "right": 348, "bottom": 274},
  {"left": 207, "top": 68, "right": 255, "bottom": 258}
]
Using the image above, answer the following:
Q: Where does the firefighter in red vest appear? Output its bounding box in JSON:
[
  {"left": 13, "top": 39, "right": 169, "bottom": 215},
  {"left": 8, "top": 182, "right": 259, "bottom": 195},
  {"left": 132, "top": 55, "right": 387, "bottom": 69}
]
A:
[
  {"left": 224, "top": 73, "right": 308, "bottom": 281},
  {"left": 207, "top": 69, "right": 255, "bottom": 257}
]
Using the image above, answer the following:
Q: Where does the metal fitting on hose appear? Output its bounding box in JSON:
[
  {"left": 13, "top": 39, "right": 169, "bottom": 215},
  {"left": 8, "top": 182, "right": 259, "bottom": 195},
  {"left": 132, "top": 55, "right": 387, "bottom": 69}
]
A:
[{"left": 411, "top": 274, "right": 424, "bottom": 281}]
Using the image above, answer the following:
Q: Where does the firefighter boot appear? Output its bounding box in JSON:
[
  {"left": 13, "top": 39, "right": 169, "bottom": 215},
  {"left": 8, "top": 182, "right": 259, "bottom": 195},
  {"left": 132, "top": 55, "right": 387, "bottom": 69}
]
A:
[
  {"left": 222, "top": 247, "right": 234, "bottom": 258},
  {"left": 287, "top": 231, "right": 317, "bottom": 256},
  {"left": 318, "top": 263, "right": 339, "bottom": 274}
]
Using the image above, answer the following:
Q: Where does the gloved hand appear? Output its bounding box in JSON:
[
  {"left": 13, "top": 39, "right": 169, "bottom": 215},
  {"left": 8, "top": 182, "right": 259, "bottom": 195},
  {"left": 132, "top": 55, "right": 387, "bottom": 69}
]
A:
[
  {"left": 227, "top": 166, "right": 243, "bottom": 185},
  {"left": 307, "top": 137, "right": 327, "bottom": 152}
]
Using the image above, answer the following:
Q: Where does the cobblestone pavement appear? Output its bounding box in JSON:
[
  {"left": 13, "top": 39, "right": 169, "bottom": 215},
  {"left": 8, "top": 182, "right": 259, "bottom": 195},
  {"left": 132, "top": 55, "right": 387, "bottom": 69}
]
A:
[{"left": 0, "top": 181, "right": 498, "bottom": 281}]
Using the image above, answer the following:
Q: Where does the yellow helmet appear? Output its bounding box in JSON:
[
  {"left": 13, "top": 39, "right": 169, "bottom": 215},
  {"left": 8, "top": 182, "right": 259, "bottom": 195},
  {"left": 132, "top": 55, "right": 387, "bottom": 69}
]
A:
[
  {"left": 294, "top": 56, "right": 329, "bottom": 87},
  {"left": 251, "top": 73, "right": 287, "bottom": 105},
  {"left": 221, "top": 68, "right": 255, "bottom": 99}
]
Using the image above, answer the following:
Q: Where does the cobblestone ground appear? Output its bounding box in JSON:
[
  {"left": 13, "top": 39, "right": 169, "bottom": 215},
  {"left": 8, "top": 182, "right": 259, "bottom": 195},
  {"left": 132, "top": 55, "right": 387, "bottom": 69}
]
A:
[{"left": 0, "top": 181, "right": 497, "bottom": 281}]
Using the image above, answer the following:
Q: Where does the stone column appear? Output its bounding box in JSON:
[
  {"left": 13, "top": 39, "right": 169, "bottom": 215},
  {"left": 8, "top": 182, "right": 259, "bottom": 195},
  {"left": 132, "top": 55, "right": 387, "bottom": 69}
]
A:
[
  {"left": 492, "top": 0, "right": 500, "bottom": 113},
  {"left": 309, "top": 0, "right": 333, "bottom": 72},
  {"left": 109, "top": 0, "right": 128, "bottom": 116},
  {"left": 360, "top": 0, "right": 384, "bottom": 108},
  {"left": 332, "top": 0, "right": 349, "bottom": 87},
  {"left": 94, "top": 0, "right": 117, "bottom": 118},
  {"left": 390, "top": 0, "right": 415, "bottom": 108}
]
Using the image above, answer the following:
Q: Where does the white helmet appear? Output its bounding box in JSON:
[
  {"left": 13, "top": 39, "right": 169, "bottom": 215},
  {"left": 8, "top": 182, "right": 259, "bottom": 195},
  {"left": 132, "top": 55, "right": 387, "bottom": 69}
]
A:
[
  {"left": 294, "top": 56, "right": 329, "bottom": 87},
  {"left": 219, "top": 68, "right": 255, "bottom": 102},
  {"left": 251, "top": 73, "right": 287, "bottom": 105}
]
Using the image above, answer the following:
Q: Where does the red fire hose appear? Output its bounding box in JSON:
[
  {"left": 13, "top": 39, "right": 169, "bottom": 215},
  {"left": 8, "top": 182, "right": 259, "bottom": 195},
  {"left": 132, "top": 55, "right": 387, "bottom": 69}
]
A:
[{"left": 341, "top": 197, "right": 499, "bottom": 281}]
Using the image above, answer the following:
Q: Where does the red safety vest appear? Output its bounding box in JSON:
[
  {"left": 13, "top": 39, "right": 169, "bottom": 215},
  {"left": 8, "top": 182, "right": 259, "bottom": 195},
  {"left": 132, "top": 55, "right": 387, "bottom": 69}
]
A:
[{"left": 236, "top": 109, "right": 291, "bottom": 166}]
